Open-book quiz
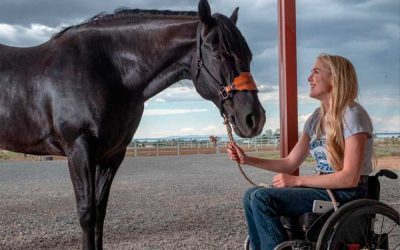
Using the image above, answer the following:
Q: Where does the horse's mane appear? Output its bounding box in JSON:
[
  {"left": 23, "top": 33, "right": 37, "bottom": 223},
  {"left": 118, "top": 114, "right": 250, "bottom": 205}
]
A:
[
  {"left": 214, "top": 14, "right": 252, "bottom": 62},
  {"left": 52, "top": 8, "right": 252, "bottom": 61},
  {"left": 52, "top": 8, "right": 198, "bottom": 39}
]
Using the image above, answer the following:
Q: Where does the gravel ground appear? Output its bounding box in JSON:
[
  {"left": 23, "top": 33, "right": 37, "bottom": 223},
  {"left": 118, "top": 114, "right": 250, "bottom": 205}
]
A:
[{"left": 0, "top": 154, "right": 399, "bottom": 250}]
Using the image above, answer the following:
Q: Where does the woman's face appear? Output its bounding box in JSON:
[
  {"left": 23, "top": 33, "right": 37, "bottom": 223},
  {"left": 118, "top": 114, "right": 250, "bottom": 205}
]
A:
[{"left": 308, "top": 59, "right": 333, "bottom": 102}]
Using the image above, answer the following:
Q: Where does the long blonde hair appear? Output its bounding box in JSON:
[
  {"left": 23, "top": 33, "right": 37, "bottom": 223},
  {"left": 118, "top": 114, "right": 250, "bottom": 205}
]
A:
[{"left": 315, "top": 53, "right": 359, "bottom": 171}]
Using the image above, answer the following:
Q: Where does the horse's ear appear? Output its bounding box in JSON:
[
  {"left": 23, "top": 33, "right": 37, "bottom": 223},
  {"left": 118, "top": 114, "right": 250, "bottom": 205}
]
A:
[
  {"left": 198, "top": 0, "right": 214, "bottom": 25},
  {"left": 230, "top": 7, "right": 239, "bottom": 25}
]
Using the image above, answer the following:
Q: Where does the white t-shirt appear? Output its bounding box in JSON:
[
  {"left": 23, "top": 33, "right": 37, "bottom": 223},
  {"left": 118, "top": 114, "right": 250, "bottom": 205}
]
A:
[{"left": 303, "top": 103, "right": 373, "bottom": 175}]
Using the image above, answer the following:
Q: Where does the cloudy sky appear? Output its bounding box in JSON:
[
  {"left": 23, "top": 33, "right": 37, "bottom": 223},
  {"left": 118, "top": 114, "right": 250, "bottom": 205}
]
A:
[{"left": 0, "top": 0, "right": 399, "bottom": 138}]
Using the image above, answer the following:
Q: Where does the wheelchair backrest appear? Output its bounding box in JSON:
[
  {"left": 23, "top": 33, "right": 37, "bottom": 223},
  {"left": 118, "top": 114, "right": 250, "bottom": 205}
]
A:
[{"left": 367, "top": 176, "right": 380, "bottom": 200}]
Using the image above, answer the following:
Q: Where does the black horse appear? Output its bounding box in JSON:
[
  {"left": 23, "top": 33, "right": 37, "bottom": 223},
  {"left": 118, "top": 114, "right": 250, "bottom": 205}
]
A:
[{"left": 0, "top": 0, "right": 265, "bottom": 249}]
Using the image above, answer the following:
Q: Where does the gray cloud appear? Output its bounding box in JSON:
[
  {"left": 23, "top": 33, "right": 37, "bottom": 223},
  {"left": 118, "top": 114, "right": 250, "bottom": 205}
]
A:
[
  {"left": 0, "top": 0, "right": 399, "bottom": 124},
  {"left": 0, "top": 0, "right": 254, "bottom": 27},
  {"left": 295, "top": 0, "right": 399, "bottom": 98},
  {"left": 0, "top": 0, "right": 196, "bottom": 26}
]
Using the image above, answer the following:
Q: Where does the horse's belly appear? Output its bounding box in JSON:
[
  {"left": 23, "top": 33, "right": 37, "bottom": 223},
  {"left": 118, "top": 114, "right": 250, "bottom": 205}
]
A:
[
  {"left": 0, "top": 101, "right": 63, "bottom": 156},
  {"left": 0, "top": 137, "right": 65, "bottom": 156},
  {"left": 0, "top": 121, "right": 64, "bottom": 156}
]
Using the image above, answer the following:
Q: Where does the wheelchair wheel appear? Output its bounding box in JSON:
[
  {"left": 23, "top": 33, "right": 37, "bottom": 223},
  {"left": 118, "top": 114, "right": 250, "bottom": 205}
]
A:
[
  {"left": 316, "top": 199, "right": 400, "bottom": 250},
  {"left": 244, "top": 235, "right": 250, "bottom": 250},
  {"left": 274, "top": 240, "right": 310, "bottom": 250},
  {"left": 245, "top": 236, "right": 308, "bottom": 250}
]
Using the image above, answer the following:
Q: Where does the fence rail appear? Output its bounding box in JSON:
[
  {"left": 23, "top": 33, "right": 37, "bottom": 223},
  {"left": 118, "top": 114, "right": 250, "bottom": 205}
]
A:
[
  {"left": 1, "top": 135, "right": 398, "bottom": 160},
  {"left": 127, "top": 136, "right": 280, "bottom": 157}
]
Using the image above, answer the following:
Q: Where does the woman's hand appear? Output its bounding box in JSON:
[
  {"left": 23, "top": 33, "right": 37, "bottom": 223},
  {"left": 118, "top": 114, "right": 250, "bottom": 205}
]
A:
[
  {"left": 227, "top": 142, "right": 248, "bottom": 164},
  {"left": 272, "top": 173, "right": 300, "bottom": 188}
]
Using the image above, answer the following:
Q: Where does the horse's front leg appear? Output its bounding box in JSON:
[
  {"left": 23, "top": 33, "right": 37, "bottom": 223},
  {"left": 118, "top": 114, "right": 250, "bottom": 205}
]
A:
[
  {"left": 94, "top": 149, "right": 126, "bottom": 250},
  {"left": 67, "top": 135, "right": 98, "bottom": 250}
]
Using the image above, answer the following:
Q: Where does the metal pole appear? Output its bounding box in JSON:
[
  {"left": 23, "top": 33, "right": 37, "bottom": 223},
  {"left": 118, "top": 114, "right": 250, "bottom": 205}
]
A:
[{"left": 134, "top": 140, "right": 137, "bottom": 157}]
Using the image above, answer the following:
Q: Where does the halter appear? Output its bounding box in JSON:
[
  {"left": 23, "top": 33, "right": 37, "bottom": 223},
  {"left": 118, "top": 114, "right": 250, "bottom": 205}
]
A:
[{"left": 194, "top": 23, "right": 258, "bottom": 116}]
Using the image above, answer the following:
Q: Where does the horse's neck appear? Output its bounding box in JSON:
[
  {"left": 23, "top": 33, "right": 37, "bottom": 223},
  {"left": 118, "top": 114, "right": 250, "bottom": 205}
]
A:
[{"left": 103, "top": 19, "right": 199, "bottom": 100}]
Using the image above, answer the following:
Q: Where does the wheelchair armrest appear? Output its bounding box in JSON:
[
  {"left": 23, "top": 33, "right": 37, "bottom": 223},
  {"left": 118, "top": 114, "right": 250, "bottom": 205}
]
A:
[{"left": 368, "top": 176, "right": 380, "bottom": 200}]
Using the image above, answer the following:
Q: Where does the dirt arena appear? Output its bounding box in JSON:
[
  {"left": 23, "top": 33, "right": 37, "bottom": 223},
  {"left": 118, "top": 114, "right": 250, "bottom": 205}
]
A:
[{"left": 0, "top": 154, "right": 399, "bottom": 249}]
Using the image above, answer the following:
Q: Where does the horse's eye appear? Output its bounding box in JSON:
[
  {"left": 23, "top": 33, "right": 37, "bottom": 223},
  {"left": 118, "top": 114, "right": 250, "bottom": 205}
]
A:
[{"left": 212, "top": 54, "right": 222, "bottom": 62}]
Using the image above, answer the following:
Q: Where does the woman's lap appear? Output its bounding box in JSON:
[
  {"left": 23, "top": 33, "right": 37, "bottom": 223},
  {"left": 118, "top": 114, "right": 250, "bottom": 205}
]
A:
[
  {"left": 244, "top": 185, "right": 366, "bottom": 216},
  {"left": 243, "top": 185, "right": 367, "bottom": 249},
  {"left": 247, "top": 187, "right": 331, "bottom": 217}
]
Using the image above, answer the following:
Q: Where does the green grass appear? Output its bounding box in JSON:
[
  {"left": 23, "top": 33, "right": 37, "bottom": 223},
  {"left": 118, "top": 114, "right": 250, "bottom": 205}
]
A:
[
  {"left": 0, "top": 151, "right": 40, "bottom": 161},
  {"left": 0, "top": 151, "right": 19, "bottom": 160},
  {"left": 374, "top": 145, "right": 400, "bottom": 158},
  {"left": 1, "top": 141, "right": 399, "bottom": 162}
]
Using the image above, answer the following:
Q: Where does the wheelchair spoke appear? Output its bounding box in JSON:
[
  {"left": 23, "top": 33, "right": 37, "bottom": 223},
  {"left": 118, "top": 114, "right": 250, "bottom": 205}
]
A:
[
  {"left": 379, "top": 214, "right": 385, "bottom": 242},
  {"left": 376, "top": 222, "right": 399, "bottom": 249},
  {"left": 316, "top": 200, "right": 400, "bottom": 250},
  {"left": 358, "top": 219, "right": 369, "bottom": 249}
]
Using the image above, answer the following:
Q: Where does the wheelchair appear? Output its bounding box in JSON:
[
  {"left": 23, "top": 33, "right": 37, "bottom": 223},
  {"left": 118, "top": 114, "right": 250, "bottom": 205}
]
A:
[{"left": 244, "top": 169, "right": 400, "bottom": 250}]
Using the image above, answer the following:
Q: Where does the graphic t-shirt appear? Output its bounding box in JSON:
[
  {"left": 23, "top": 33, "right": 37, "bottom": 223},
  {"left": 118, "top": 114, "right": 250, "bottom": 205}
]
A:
[{"left": 303, "top": 103, "right": 373, "bottom": 174}]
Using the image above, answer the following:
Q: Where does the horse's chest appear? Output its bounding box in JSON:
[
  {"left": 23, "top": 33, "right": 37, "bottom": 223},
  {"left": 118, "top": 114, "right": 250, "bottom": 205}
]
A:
[{"left": 97, "top": 100, "right": 144, "bottom": 147}]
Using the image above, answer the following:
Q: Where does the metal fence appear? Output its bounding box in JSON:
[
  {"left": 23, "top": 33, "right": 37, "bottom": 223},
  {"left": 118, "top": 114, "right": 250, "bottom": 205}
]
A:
[
  {"left": 127, "top": 133, "right": 400, "bottom": 157},
  {"left": 2, "top": 134, "right": 397, "bottom": 160},
  {"left": 127, "top": 135, "right": 281, "bottom": 157}
]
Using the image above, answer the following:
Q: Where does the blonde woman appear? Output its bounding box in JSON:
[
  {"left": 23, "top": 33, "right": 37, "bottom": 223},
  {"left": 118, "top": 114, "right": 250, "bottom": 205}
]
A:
[{"left": 227, "top": 54, "right": 373, "bottom": 250}]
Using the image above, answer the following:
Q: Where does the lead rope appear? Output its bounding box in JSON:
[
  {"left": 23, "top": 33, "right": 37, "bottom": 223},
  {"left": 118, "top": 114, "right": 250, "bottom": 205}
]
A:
[
  {"left": 327, "top": 189, "right": 339, "bottom": 211},
  {"left": 316, "top": 171, "right": 339, "bottom": 211},
  {"left": 223, "top": 116, "right": 272, "bottom": 188},
  {"left": 224, "top": 116, "right": 339, "bottom": 211}
]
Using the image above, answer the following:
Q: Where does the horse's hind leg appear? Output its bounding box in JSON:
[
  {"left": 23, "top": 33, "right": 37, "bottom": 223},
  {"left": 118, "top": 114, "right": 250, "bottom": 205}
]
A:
[
  {"left": 67, "top": 135, "right": 98, "bottom": 250},
  {"left": 94, "top": 149, "right": 126, "bottom": 250}
]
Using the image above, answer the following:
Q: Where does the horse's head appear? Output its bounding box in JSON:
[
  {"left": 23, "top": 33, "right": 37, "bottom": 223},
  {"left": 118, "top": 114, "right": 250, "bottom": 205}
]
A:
[{"left": 192, "top": 0, "right": 266, "bottom": 138}]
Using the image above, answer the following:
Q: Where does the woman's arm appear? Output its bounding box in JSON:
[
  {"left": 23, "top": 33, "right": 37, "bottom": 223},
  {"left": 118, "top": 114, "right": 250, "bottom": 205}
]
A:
[
  {"left": 227, "top": 133, "right": 310, "bottom": 174},
  {"left": 273, "top": 133, "right": 368, "bottom": 188}
]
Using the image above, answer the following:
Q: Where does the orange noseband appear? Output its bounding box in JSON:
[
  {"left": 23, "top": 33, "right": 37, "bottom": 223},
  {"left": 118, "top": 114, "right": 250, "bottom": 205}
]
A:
[{"left": 219, "top": 72, "right": 258, "bottom": 100}]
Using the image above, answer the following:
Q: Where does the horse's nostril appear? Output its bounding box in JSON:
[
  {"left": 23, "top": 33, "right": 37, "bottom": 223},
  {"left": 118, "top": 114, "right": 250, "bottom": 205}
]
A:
[
  {"left": 246, "top": 114, "right": 256, "bottom": 129},
  {"left": 229, "top": 115, "right": 236, "bottom": 125}
]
